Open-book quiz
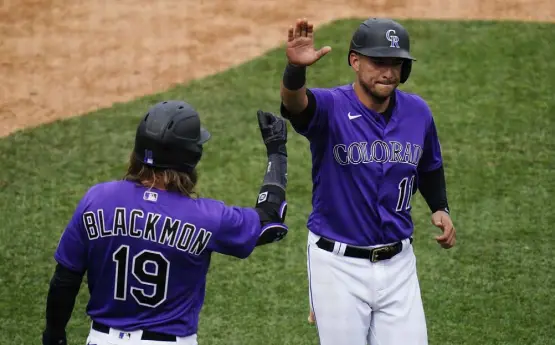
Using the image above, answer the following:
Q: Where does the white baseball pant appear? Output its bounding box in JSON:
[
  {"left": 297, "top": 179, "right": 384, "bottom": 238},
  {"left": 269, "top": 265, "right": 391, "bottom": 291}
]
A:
[{"left": 307, "top": 230, "right": 428, "bottom": 345}]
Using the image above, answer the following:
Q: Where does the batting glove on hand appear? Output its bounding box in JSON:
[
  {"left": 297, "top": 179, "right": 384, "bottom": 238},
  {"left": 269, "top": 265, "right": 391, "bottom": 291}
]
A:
[{"left": 257, "top": 110, "right": 287, "bottom": 156}]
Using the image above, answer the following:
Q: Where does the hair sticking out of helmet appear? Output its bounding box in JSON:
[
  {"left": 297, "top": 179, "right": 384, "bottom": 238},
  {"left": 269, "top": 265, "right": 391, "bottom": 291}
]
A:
[{"left": 123, "top": 151, "right": 199, "bottom": 197}]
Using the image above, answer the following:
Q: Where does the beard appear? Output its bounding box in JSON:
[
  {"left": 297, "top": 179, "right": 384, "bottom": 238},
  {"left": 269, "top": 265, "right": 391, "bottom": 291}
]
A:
[{"left": 360, "top": 80, "right": 397, "bottom": 104}]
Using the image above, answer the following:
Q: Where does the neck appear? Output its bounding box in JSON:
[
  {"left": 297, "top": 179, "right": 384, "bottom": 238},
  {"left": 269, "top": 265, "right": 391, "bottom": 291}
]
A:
[{"left": 353, "top": 81, "right": 391, "bottom": 113}]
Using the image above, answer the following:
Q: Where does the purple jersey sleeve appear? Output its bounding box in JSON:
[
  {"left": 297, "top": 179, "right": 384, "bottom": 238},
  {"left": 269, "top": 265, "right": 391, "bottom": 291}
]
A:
[
  {"left": 209, "top": 204, "right": 262, "bottom": 259},
  {"left": 293, "top": 88, "right": 335, "bottom": 139},
  {"left": 54, "top": 195, "right": 90, "bottom": 274},
  {"left": 418, "top": 116, "right": 443, "bottom": 173}
]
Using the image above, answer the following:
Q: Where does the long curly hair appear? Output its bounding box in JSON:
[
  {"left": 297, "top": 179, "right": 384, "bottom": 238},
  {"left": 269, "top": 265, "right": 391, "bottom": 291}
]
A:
[{"left": 123, "top": 152, "right": 198, "bottom": 198}]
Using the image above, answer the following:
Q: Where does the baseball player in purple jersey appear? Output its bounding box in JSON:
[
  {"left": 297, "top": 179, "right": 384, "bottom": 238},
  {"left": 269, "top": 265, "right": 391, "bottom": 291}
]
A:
[
  {"left": 279, "top": 18, "right": 457, "bottom": 345},
  {"left": 41, "top": 101, "right": 290, "bottom": 345}
]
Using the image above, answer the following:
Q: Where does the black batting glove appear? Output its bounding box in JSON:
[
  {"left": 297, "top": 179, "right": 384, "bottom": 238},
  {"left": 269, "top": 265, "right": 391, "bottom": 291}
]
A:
[{"left": 257, "top": 110, "right": 287, "bottom": 156}]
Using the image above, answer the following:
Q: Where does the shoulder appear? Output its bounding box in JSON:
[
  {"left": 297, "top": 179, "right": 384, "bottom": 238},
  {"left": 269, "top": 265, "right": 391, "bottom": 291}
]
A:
[
  {"left": 64, "top": 180, "right": 122, "bottom": 217},
  {"left": 308, "top": 84, "right": 352, "bottom": 99},
  {"left": 191, "top": 197, "right": 226, "bottom": 212},
  {"left": 82, "top": 180, "right": 132, "bottom": 199},
  {"left": 80, "top": 180, "right": 119, "bottom": 199},
  {"left": 76, "top": 180, "right": 143, "bottom": 209},
  {"left": 308, "top": 84, "right": 353, "bottom": 110},
  {"left": 395, "top": 89, "right": 434, "bottom": 121}
]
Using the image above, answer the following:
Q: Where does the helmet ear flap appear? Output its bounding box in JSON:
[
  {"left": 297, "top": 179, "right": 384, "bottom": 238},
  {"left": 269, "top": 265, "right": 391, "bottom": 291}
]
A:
[{"left": 400, "top": 60, "right": 412, "bottom": 83}]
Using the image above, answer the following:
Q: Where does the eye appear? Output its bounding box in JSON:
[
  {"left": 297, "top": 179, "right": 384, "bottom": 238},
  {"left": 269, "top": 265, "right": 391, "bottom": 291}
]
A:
[
  {"left": 370, "top": 58, "right": 388, "bottom": 66},
  {"left": 392, "top": 59, "right": 404, "bottom": 66},
  {"left": 370, "top": 58, "right": 403, "bottom": 66}
]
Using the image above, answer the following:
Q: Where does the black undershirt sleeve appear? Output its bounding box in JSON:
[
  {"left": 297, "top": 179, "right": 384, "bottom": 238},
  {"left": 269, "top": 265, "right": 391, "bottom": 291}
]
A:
[
  {"left": 418, "top": 165, "right": 450, "bottom": 214},
  {"left": 42, "top": 263, "right": 84, "bottom": 345},
  {"left": 279, "top": 89, "right": 317, "bottom": 133}
]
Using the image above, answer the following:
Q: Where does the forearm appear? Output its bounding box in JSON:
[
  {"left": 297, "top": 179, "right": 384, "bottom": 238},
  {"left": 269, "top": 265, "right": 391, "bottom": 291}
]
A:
[
  {"left": 261, "top": 153, "right": 288, "bottom": 190},
  {"left": 418, "top": 166, "right": 450, "bottom": 213},
  {"left": 280, "top": 63, "right": 308, "bottom": 114},
  {"left": 254, "top": 146, "right": 288, "bottom": 246},
  {"left": 43, "top": 264, "right": 83, "bottom": 345}
]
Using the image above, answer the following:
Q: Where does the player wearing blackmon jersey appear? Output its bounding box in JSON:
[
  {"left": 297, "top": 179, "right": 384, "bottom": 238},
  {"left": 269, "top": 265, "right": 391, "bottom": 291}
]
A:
[{"left": 41, "top": 101, "right": 290, "bottom": 345}]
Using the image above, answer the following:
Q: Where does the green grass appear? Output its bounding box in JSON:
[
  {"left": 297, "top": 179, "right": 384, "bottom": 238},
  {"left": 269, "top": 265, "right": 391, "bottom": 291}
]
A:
[{"left": 1, "top": 18, "right": 554, "bottom": 345}]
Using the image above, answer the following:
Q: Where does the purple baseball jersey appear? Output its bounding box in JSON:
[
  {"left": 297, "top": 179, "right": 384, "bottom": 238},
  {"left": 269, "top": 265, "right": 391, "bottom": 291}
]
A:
[
  {"left": 293, "top": 85, "right": 442, "bottom": 246},
  {"left": 54, "top": 180, "right": 261, "bottom": 337}
]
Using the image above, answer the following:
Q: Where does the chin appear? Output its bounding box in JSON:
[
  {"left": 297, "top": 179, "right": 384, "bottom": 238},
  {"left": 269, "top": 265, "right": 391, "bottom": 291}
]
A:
[{"left": 371, "top": 84, "right": 396, "bottom": 100}]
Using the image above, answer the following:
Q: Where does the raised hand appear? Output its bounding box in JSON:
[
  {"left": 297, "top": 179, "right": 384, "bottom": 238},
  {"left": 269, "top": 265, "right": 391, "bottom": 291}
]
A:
[
  {"left": 286, "top": 18, "right": 332, "bottom": 66},
  {"left": 257, "top": 110, "right": 287, "bottom": 156}
]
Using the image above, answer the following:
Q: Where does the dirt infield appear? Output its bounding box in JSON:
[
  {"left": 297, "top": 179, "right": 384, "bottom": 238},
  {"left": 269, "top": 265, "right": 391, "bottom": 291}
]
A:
[{"left": 1, "top": 0, "right": 553, "bottom": 137}]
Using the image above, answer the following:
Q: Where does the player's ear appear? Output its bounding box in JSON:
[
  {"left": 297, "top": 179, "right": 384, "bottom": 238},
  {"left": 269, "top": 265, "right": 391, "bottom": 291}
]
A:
[{"left": 349, "top": 52, "right": 360, "bottom": 72}]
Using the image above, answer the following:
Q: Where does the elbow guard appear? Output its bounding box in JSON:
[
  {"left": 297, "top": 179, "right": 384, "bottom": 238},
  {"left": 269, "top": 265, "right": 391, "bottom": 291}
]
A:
[{"left": 254, "top": 184, "right": 288, "bottom": 246}]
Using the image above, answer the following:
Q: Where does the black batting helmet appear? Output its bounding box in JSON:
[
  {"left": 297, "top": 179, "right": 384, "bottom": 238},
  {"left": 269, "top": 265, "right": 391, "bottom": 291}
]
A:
[
  {"left": 133, "top": 100, "right": 211, "bottom": 173},
  {"left": 348, "top": 18, "right": 416, "bottom": 83}
]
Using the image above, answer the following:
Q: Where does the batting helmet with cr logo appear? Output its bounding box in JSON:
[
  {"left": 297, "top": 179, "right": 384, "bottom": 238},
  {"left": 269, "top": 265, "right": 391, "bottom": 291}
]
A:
[{"left": 347, "top": 18, "right": 416, "bottom": 83}]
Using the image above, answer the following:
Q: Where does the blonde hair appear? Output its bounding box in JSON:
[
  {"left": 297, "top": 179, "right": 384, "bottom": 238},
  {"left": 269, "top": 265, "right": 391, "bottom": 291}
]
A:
[{"left": 123, "top": 152, "right": 198, "bottom": 198}]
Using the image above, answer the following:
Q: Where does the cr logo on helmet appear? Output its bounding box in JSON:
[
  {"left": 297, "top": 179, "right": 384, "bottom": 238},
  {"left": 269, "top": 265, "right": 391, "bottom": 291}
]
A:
[{"left": 385, "top": 29, "right": 400, "bottom": 48}]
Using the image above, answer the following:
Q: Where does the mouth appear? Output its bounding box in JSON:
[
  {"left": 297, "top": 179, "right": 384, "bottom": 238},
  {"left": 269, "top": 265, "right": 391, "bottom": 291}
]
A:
[{"left": 377, "top": 82, "right": 396, "bottom": 86}]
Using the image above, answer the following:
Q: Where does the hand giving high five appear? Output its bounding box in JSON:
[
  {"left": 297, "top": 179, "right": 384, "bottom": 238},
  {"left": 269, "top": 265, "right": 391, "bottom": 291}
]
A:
[{"left": 286, "top": 18, "right": 332, "bottom": 66}]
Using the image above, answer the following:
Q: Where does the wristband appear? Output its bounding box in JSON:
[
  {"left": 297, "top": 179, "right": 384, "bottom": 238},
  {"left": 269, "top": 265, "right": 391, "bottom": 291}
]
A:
[
  {"left": 265, "top": 142, "right": 287, "bottom": 157},
  {"left": 282, "top": 63, "right": 306, "bottom": 90}
]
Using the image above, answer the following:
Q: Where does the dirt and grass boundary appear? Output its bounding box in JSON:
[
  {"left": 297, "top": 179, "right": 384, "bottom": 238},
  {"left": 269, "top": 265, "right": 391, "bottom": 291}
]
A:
[{"left": 1, "top": 0, "right": 553, "bottom": 137}]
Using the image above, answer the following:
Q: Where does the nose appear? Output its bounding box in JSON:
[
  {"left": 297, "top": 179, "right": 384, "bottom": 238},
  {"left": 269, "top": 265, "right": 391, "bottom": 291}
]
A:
[{"left": 381, "top": 67, "right": 395, "bottom": 80}]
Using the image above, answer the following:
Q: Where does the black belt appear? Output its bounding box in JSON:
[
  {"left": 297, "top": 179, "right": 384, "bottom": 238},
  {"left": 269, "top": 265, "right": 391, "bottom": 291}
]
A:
[
  {"left": 316, "top": 237, "right": 412, "bottom": 262},
  {"left": 92, "top": 321, "right": 176, "bottom": 342}
]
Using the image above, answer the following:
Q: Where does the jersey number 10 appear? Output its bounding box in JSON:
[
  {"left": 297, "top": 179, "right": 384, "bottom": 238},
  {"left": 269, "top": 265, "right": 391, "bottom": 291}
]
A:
[{"left": 112, "top": 245, "right": 170, "bottom": 308}]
